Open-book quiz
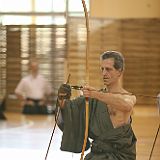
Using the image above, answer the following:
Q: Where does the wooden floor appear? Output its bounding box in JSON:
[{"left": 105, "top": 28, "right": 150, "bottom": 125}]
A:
[{"left": 0, "top": 105, "right": 159, "bottom": 160}]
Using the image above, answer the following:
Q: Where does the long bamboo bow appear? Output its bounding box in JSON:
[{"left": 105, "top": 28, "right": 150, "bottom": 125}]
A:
[
  {"left": 79, "top": 2, "right": 160, "bottom": 160},
  {"left": 80, "top": 0, "right": 90, "bottom": 160}
]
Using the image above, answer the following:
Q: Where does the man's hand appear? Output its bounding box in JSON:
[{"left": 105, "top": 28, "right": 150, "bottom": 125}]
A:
[
  {"left": 58, "top": 84, "right": 71, "bottom": 100},
  {"left": 82, "top": 86, "right": 97, "bottom": 98},
  {"left": 57, "top": 84, "right": 71, "bottom": 108}
]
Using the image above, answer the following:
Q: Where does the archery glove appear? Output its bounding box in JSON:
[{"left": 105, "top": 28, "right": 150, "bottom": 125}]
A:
[{"left": 58, "top": 84, "right": 71, "bottom": 100}]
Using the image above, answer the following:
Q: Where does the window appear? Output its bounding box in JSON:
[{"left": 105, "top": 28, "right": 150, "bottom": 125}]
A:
[
  {"left": 35, "top": 0, "right": 66, "bottom": 12},
  {"left": 68, "top": 0, "right": 89, "bottom": 12},
  {"left": 0, "top": 0, "right": 32, "bottom": 12},
  {"left": 0, "top": 0, "right": 89, "bottom": 25}
]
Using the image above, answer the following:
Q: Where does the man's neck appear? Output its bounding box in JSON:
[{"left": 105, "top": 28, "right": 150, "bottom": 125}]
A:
[
  {"left": 107, "top": 81, "right": 123, "bottom": 93},
  {"left": 31, "top": 72, "right": 38, "bottom": 78}
]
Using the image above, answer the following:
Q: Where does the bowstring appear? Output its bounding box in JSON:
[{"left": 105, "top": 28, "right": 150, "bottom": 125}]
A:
[{"left": 148, "top": 95, "right": 160, "bottom": 160}]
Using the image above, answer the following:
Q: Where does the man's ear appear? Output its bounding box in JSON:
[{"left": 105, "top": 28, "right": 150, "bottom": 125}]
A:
[{"left": 118, "top": 70, "right": 123, "bottom": 77}]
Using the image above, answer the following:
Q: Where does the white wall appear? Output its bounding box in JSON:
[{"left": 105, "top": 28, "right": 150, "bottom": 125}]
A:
[{"left": 90, "top": 0, "right": 160, "bottom": 18}]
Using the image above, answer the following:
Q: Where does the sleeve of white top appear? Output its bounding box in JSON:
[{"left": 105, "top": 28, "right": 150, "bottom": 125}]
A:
[
  {"left": 45, "top": 80, "right": 53, "bottom": 95},
  {"left": 15, "top": 79, "right": 26, "bottom": 96}
]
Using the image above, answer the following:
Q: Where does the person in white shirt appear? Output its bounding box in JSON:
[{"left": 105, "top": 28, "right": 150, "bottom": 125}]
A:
[{"left": 15, "top": 58, "right": 53, "bottom": 114}]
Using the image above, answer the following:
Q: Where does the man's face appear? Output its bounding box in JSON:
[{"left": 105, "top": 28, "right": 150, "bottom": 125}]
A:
[
  {"left": 30, "top": 62, "right": 39, "bottom": 74},
  {"left": 100, "top": 58, "right": 121, "bottom": 86}
]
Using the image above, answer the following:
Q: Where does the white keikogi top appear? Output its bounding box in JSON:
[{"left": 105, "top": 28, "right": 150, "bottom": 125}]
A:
[{"left": 15, "top": 74, "right": 52, "bottom": 100}]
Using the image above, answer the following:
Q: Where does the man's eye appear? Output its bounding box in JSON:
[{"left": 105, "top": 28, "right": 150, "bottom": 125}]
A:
[
  {"left": 106, "top": 68, "right": 112, "bottom": 71},
  {"left": 101, "top": 67, "right": 104, "bottom": 71},
  {"left": 101, "top": 67, "right": 113, "bottom": 72}
]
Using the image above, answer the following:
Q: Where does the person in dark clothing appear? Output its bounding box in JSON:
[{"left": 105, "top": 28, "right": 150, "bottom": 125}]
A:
[
  {"left": 0, "top": 97, "right": 7, "bottom": 120},
  {"left": 56, "top": 51, "right": 137, "bottom": 160}
]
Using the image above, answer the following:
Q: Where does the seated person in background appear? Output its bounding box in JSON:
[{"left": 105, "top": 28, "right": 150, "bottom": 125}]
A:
[
  {"left": 0, "top": 96, "right": 7, "bottom": 120},
  {"left": 15, "top": 58, "right": 53, "bottom": 115}
]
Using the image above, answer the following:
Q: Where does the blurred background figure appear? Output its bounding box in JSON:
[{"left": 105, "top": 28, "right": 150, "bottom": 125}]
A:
[
  {"left": 14, "top": 58, "right": 54, "bottom": 115},
  {"left": 0, "top": 96, "right": 7, "bottom": 120}
]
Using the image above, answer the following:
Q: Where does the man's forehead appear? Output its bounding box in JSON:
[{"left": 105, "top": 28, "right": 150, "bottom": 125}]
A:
[
  {"left": 101, "top": 58, "right": 114, "bottom": 65},
  {"left": 31, "top": 62, "right": 38, "bottom": 66}
]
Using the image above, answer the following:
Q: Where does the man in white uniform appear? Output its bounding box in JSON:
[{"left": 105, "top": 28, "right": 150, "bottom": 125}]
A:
[{"left": 15, "top": 59, "right": 53, "bottom": 114}]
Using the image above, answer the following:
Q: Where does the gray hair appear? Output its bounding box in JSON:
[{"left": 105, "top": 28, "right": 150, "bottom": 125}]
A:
[{"left": 100, "top": 51, "right": 125, "bottom": 71}]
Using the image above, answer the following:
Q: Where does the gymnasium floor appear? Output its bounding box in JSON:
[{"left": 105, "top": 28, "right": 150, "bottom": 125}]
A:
[{"left": 0, "top": 105, "right": 159, "bottom": 160}]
